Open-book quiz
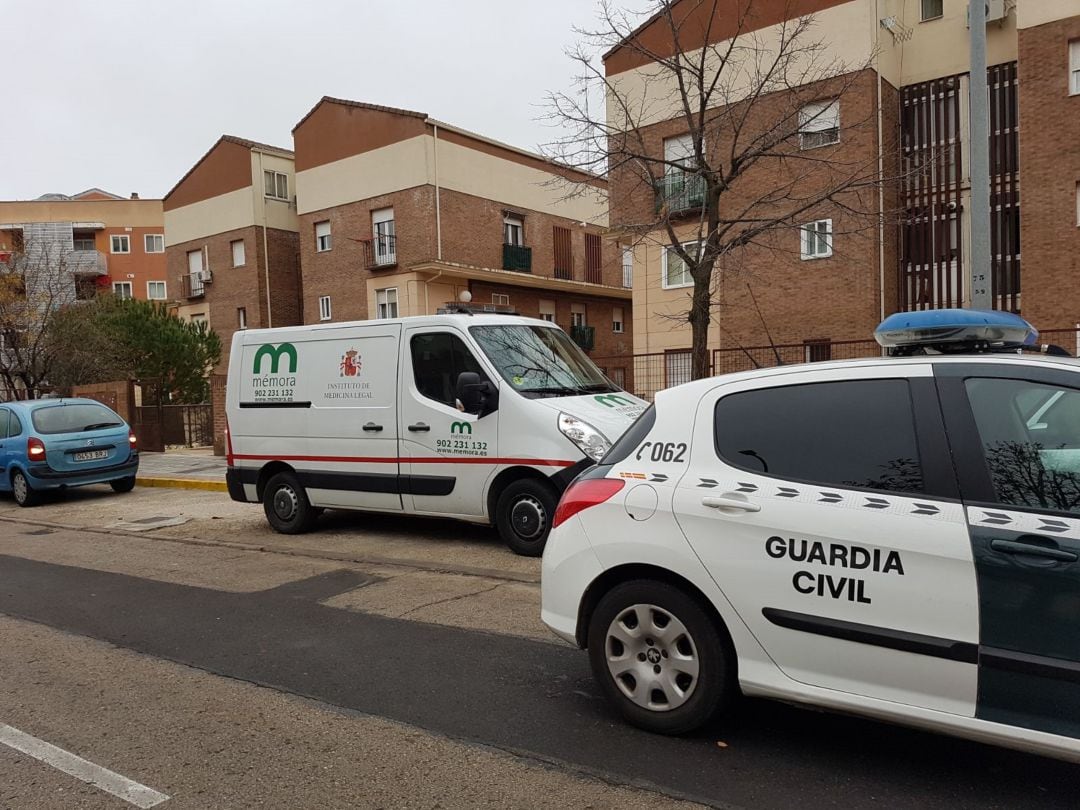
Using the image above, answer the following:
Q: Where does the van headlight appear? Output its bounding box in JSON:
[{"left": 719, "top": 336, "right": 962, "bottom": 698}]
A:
[{"left": 559, "top": 412, "right": 611, "bottom": 461}]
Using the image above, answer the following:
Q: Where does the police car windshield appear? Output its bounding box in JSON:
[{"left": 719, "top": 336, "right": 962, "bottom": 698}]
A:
[{"left": 470, "top": 325, "right": 618, "bottom": 397}]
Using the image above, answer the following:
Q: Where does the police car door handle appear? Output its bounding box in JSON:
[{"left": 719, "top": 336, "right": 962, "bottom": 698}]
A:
[
  {"left": 990, "top": 537, "right": 1078, "bottom": 563},
  {"left": 362, "top": 422, "right": 383, "bottom": 432},
  {"left": 702, "top": 495, "right": 761, "bottom": 513},
  {"left": 408, "top": 422, "right": 430, "bottom": 433}
]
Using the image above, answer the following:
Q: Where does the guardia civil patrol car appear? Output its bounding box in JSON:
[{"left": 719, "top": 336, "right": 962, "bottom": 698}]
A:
[{"left": 541, "top": 310, "right": 1080, "bottom": 761}]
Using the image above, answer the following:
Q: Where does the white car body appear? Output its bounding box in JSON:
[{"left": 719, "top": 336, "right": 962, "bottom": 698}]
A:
[{"left": 542, "top": 354, "right": 1080, "bottom": 761}]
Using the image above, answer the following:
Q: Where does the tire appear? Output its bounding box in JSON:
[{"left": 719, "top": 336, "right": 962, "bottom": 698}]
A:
[
  {"left": 495, "top": 478, "right": 558, "bottom": 556},
  {"left": 110, "top": 477, "right": 137, "bottom": 493},
  {"left": 587, "top": 579, "right": 732, "bottom": 735},
  {"left": 11, "top": 470, "right": 40, "bottom": 508},
  {"left": 262, "top": 471, "right": 318, "bottom": 534}
]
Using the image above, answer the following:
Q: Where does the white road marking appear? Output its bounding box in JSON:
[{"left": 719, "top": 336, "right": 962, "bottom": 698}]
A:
[{"left": 0, "top": 723, "right": 170, "bottom": 808}]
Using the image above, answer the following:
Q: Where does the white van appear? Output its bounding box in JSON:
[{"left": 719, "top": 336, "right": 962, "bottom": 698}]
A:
[{"left": 225, "top": 313, "right": 646, "bottom": 555}]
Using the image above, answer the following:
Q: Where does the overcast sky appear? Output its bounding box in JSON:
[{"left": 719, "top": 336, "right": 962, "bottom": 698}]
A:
[{"left": 4, "top": 0, "right": 652, "bottom": 201}]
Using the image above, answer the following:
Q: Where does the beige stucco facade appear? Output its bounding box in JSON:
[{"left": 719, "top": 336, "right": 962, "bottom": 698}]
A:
[{"left": 0, "top": 198, "right": 163, "bottom": 229}]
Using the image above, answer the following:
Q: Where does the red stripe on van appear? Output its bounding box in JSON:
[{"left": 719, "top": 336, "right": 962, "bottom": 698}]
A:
[{"left": 229, "top": 454, "right": 577, "bottom": 467}]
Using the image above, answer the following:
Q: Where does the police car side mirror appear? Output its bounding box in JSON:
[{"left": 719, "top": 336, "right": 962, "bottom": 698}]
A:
[{"left": 456, "top": 372, "right": 498, "bottom": 417}]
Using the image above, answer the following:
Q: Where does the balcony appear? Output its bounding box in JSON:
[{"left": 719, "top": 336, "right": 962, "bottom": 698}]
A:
[
  {"left": 181, "top": 273, "right": 206, "bottom": 299},
  {"left": 68, "top": 249, "right": 108, "bottom": 276},
  {"left": 502, "top": 243, "right": 532, "bottom": 273},
  {"left": 360, "top": 235, "right": 397, "bottom": 270},
  {"left": 570, "top": 325, "right": 595, "bottom": 352},
  {"left": 655, "top": 173, "right": 705, "bottom": 215}
]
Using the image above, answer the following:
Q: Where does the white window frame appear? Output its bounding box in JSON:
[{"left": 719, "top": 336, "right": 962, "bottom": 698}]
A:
[
  {"left": 319, "top": 295, "right": 332, "bottom": 321},
  {"left": 372, "top": 208, "right": 396, "bottom": 265},
  {"left": 264, "top": 170, "right": 289, "bottom": 201},
  {"left": 661, "top": 242, "right": 697, "bottom": 289},
  {"left": 315, "top": 220, "right": 332, "bottom": 253},
  {"left": 376, "top": 287, "right": 398, "bottom": 319},
  {"left": 231, "top": 239, "right": 246, "bottom": 267},
  {"left": 621, "top": 246, "right": 633, "bottom": 288},
  {"left": 1071, "top": 40, "right": 1080, "bottom": 96},
  {"left": 503, "top": 215, "right": 524, "bottom": 246},
  {"left": 113, "top": 281, "right": 132, "bottom": 299},
  {"left": 570, "top": 303, "right": 586, "bottom": 328},
  {"left": 801, "top": 219, "right": 834, "bottom": 260},
  {"left": 491, "top": 293, "right": 510, "bottom": 306},
  {"left": 663, "top": 134, "right": 694, "bottom": 177},
  {"left": 539, "top": 299, "right": 556, "bottom": 323},
  {"left": 612, "top": 306, "right": 624, "bottom": 334},
  {"left": 143, "top": 234, "right": 164, "bottom": 253},
  {"left": 238, "top": 307, "right": 247, "bottom": 330},
  {"left": 110, "top": 234, "right": 130, "bottom": 254},
  {"left": 799, "top": 100, "right": 840, "bottom": 150},
  {"left": 920, "top": 0, "right": 943, "bottom": 21},
  {"left": 146, "top": 281, "right": 167, "bottom": 300}
]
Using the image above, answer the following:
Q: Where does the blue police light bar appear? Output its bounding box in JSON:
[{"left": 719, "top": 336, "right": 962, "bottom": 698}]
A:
[{"left": 874, "top": 309, "right": 1037, "bottom": 354}]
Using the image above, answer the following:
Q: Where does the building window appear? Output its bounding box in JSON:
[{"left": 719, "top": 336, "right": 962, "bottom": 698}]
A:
[
  {"left": 187, "top": 248, "right": 203, "bottom": 275},
  {"left": 110, "top": 234, "right": 130, "bottom": 254},
  {"left": 799, "top": 100, "right": 840, "bottom": 149},
  {"left": 571, "top": 303, "right": 586, "bottom": 328},
  {"left": 539, "top": 299, "right": 556, "bottom": 323},
  {"left": 504, "top": 215, "right": 524, "bottom": 246},
  {"left": 238, "top": 307, "right": 247, "bottom": 330},
  {"left": 144, "top": 234, "right": 164, "bottom": 253},
  {"left": 492, "top": 293, "right": 510, "bottom": 306},
  {"left": 231, "top": 239, "right": 245, "bottom": 267},
  {"left": 662, "top": 243, "right": 698, "bottom": 289},
  {"left": 804, "top": 339, "right": 831, "bottom": 362},
  {"left": 190, "top": 313, "right": 206, "bottom": 324},
  {"left": 264, "top": 170, "right": 289, "bottom": 200},
  {"left": 1071, "top": 40, "right": 1080, "bottom": 96},
  {"left": 613, "top": 306, "right": 624, "bottom": 333},
  {"left": 372, "top": 208, "right": 396, "bottom": 265},
  {"left": 147, "top": 281, "right": 167, "bottom": 300},
  {"left": 920, "top": 0, "right": 943, "bottom": 21},
  {"left": 801, "top": 219, "right": 833, "bottom": 260},
  {"left": 113, "top": 281, "right": 133, "bottom": 299},
  {"left": 610, "top": 367, "right": 626, "bottom": 389},
  {"left": 315, "top": 220, "right": 332, "bottom": 252},
  {"left": 621, "top": 246, "right": 633, "bottom": 288},
  {"left": 376, "top": 288, "right": 398, "bottom": 319},
  {"left": 319, "top": 295, "right": 332, "bottom": 321},
  {"left": 72, "top": 230, "right": 96, "bottom": 251}
]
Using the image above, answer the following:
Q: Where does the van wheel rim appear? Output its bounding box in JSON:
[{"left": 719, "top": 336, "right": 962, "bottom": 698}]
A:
[
  {"left": 510, "top": 496, "right": 546, "bottom": 541},
  {"left": 605, "top": 603, "right": 699, "bottom": 712},
  {"left": 272, "top": 485, "right": 299, "bottom": 521},
  {"left": 13, "top": 474, "right": 26, "bottom": 502}
]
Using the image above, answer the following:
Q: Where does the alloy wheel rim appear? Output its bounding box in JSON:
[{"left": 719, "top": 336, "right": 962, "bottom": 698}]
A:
[
  {"left": 605, "top": 603, "right": 700, "bottom": 712},
  {"left": 13, "top": 474, "right": 26, "bottom": 503}
]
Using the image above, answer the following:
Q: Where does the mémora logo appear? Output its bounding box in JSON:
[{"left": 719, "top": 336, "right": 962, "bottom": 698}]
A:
[
  {"left": 594, "top": 393, "right": 635, "bottom": 408},
  {"left": 451, "top": 421, "right": 473, "bottom": 435},
  {"left": 253, "top": 343, "right": 298, "bottom": 375}
]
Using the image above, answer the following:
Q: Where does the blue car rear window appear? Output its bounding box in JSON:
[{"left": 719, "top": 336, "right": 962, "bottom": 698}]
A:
[{"left": 31, "top": 403, "right": 123, "bottom": 435}]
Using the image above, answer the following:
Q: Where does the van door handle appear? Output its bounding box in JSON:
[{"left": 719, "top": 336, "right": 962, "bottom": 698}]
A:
[
  {"left": 990, "top": 538, "right": 1078, "bottom": 563},
  {"left": 362, "top": 423, "right": 383, "bottom": 433},
  {"left": 408, "top": 422, "right": 430, "bottom": 433},
  {"left": 702, "top": 494, "right": 761, "bottom": 513}
]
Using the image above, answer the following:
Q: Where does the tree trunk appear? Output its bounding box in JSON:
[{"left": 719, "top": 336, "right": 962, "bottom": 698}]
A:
[{"left": 689, "top": 275, "right": 712, "bottom": 380}]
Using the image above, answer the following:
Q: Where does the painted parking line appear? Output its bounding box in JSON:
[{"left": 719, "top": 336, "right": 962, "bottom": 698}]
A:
[{"left": 0, "top": 723, "right": 169, "bottom": 808}]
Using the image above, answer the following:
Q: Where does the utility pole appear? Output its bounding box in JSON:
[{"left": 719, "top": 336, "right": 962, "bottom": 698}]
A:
[{"left": 968, "top": 1, "right": 992, "bottom": 309}]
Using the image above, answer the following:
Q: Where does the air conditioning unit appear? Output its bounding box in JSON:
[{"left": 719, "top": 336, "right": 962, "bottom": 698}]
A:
[
  {"left": 201, "top": 269, "right": 213, "bottom": 284},
  {"left": 970, "top": 0, "right": 1006, "bottom": 25}
]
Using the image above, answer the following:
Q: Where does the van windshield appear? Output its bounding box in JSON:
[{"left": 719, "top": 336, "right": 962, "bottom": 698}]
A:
[{"left": 470, "top": 325, "right": 619, "bottom": 398}]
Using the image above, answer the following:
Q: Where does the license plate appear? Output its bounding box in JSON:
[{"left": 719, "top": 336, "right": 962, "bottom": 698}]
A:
[{"left": 73, "top": 450, "right": 108, "bottom": 462}]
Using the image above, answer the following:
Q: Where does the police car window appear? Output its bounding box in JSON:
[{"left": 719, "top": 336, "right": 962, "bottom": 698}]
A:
[
  {"left": 714, "top": 380, "right": 923, "bottom": 493},
  {"left": 410, "top": 332, "right": 487, "bottom": 407},
  {"left": 966, "top": 378, "right": 1080, "bottom": 514}
]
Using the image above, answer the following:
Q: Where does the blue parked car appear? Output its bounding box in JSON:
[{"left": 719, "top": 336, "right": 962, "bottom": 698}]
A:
[{"left": 0, "top": 398, "right": 139, "bottom": 506}]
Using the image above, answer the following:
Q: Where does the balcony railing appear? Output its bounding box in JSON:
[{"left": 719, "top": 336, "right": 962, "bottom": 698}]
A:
[
  {"left": 181, "top": 273, "right": 206, "bottom": 299},
  {"left": 655, "top": 173, "right": 705, "bottom": 214},
  {"left": 68, "top": 249, "right": 108, "bottom": 276},
  {"left": 360, "top": 235, "right": 397, "bottom": 270},
  {"left": 502, "top": 243, "right": 532, "bottom": 272},
  {"left": 570, "top": 325, "right": 595, "bottom": 352}
]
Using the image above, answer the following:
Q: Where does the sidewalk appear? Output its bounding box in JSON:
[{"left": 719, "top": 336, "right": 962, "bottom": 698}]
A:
[{"left": 136, "top": 448, "right": 227, "bottom": 491}]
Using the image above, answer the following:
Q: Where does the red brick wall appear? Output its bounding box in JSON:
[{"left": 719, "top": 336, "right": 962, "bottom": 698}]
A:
[
  {"left": 210, "top": 373, "right": 227, "bottom": 455},
  {"left": 1017, "top": 16, "right": 1080, "bottom": 329}
]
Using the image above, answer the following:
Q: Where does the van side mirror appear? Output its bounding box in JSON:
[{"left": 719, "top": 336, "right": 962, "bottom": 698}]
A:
[{"left": 456, "top": 372, "right": 498, "bottom": 417}]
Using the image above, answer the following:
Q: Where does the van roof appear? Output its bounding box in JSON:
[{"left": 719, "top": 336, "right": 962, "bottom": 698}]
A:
[{"left": 236, "top": 313, "right": 554, "bottom": 339}]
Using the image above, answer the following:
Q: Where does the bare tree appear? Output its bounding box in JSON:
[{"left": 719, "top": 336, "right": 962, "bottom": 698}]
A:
[{"left": 545, "top": 0, "right": 897, "bottom": 379}]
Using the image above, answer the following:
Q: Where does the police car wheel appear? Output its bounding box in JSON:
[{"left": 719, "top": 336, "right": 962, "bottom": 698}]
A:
[
  {"left": 263, "top": 472, "right": 318, "bottom": 535},
  {"left": 496, "top": 479, "right": 557, "bottom": 557},
  {"left": 12, "top": 471, "right": 39, "bottom": 508},
  {"left": 588, "top": 580, "right": 730, "bottom": 735}
]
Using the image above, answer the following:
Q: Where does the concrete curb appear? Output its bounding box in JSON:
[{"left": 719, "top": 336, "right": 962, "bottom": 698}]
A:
[{"left": 136, "top": 477, "right": 228, "bottom": 493}]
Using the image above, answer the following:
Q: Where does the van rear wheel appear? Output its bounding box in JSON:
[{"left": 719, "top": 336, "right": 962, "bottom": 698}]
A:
[
  {"left": 263, "top": 472, "right": 318, "bottom": 534},
  {"left": 495, "top": 479, "right": 557, "bottom": 557}
]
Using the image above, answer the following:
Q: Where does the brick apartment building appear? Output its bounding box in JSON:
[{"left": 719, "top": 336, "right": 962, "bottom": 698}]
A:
[
  {"left": 0, "top": 188, "right": 166, "bottom": 302},
  {"left": 292, "top": 97, "right": 633, "bottom": 378},
  {"left": 162, "top": 135, "right": 303, "bottom": 372},
  {"left": 607, "top": 0, "right": 1080, "bottom": 389}
]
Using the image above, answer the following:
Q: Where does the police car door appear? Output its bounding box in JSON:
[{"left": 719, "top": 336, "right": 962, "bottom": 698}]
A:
[
  {"left": 936, "top": 362, "right": 1080, "bottom": 739},
  {"left": 672, "top": 363, "right": 980, "bottom": 714},
  {"left": 400, "top": 328, "right": 498, "bottom": 517}
]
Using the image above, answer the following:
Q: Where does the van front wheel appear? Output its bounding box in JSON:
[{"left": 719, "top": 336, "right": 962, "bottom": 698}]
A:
[
  {"left": 496, "top": 479, "right": 557, "bottom": 557},
  {"left": 263, "top": 472, "right": 318, "bottom": 534}
]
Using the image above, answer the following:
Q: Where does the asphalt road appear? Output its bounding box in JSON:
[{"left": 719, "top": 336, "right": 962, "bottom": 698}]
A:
[{"left": 0, "top": 490, "right": 1077, "bottom": 808}]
